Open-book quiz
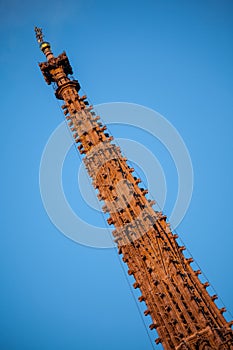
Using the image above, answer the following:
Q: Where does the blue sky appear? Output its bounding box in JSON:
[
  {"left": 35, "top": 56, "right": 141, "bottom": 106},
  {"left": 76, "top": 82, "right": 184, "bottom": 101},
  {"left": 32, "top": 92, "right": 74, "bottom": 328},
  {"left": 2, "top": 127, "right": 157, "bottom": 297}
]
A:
[{"left": 1, "top": 1, "right": 233, "bottom": 349}]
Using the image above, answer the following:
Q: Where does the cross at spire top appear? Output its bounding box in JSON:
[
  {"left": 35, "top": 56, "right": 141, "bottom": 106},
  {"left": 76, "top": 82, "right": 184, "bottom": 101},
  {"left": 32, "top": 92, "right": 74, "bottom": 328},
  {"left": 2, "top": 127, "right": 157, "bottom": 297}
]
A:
[{"left": 34, "top": 26, "right": 44, "bottom": 44}]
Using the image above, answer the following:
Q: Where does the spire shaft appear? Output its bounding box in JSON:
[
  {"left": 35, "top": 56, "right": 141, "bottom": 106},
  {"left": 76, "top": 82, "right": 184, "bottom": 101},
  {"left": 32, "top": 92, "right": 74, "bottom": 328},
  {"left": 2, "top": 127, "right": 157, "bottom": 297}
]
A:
[{"left": 35, "top": 29, "right": 233, "bottom": 350}]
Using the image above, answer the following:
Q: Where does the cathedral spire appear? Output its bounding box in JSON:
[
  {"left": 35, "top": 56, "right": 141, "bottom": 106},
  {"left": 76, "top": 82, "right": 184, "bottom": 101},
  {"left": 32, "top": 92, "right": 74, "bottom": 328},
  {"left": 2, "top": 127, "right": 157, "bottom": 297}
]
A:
[{"left": 36, "top": 28, "right": 233, "bottom": 349}]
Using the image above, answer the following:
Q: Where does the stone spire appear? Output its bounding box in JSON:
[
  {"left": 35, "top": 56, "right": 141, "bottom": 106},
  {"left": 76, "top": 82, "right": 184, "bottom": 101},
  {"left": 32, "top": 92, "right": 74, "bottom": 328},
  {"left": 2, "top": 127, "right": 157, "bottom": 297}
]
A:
[{"left": 35, "top": 28, "right": 233, "bottom": 349}]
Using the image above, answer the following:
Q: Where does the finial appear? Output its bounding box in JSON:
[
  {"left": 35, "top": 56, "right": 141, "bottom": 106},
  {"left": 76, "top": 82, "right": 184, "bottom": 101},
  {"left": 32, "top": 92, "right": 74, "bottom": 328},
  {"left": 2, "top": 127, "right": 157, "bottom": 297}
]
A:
[
  {"left": 34, "top": 26, "right": 53, "bottom": 60},
  {"left": 35, "top": 26, "right": 44, "bottom": 44}
]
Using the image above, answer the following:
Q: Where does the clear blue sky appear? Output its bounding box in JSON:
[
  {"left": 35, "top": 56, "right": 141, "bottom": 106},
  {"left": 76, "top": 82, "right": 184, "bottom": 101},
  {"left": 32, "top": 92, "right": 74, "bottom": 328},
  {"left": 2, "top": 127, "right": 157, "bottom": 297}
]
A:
[{"left": 1, "top": 1, "right": 233, "bottom": 349}]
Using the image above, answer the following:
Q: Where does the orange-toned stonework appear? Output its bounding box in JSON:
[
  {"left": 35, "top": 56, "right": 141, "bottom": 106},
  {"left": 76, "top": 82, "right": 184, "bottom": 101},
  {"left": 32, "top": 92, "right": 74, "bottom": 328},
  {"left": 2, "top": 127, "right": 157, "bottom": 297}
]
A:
[{"left": 35, "top": 27, "right": 233, "bottom": 350}]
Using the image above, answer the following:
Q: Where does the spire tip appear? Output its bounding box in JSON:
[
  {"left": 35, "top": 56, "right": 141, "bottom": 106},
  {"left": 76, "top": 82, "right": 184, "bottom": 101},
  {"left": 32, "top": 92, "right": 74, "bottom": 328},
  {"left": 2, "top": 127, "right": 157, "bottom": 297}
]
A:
[{"left": 34, "top": 26, "right": 44, "bottom": 44}]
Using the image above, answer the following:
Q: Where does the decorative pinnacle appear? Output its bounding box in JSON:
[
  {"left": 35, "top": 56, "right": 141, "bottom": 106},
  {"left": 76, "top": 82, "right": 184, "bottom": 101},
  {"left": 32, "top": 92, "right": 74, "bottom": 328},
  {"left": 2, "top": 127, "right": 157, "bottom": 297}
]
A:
[{"left": 35, "top": 26, "right": 44, "bottom": 44}]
